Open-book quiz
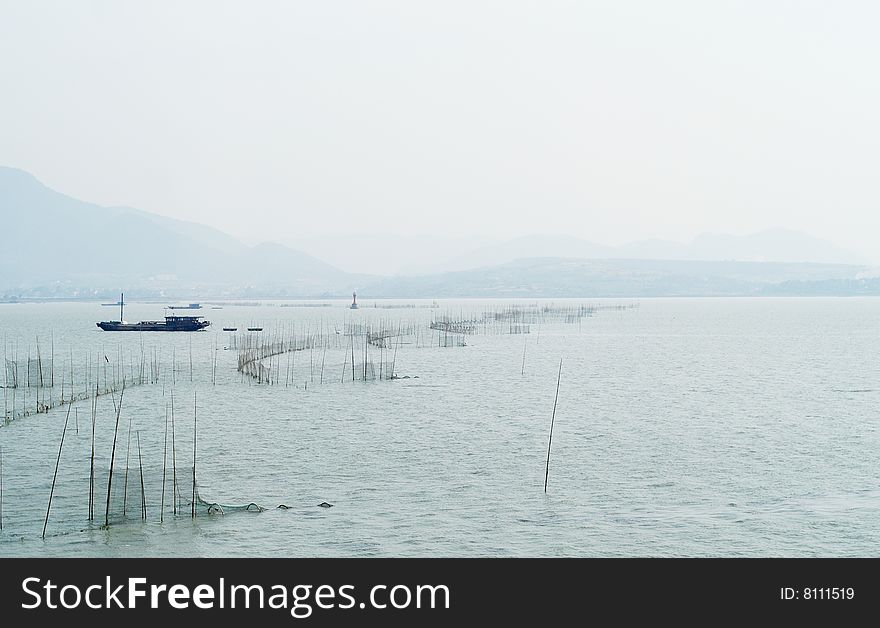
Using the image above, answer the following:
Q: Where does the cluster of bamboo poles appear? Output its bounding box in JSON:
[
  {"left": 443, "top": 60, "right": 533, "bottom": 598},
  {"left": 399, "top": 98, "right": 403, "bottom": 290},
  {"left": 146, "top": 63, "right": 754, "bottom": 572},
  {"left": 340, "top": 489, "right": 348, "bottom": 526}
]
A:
[
  {"left": 39, "top": 385, "right": 202, "bottom": 538},
  {"left": 426, "top": 302, "right": 641, "bottom": 338},
  {"left": 1, "top": 336, "right": 169, "bottom": 426},
  {"left": 236, "top": 327, "right": 329, "bottom": 385},
  {"left": 236, "top": 320, "right": 410, "bottom": 385},
  {"left": 234, "top": 302, "right": 633, "bottom": 386}
]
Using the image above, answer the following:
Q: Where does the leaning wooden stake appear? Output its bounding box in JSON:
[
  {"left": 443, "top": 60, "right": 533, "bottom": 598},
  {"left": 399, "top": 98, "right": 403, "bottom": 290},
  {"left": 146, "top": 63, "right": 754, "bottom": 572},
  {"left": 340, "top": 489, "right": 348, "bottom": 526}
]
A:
[
  {"left": 391, "top": 335, "right": 399, "bottom": 380},
  {"left": 104, "top": 387, "right": 125, "bottom": 527},
  {"left": 136, "top": 430, "right": 146, "bottom": 520},
  {"left": 543, "top": 359, "right": 563, "bottom": 493},
  {"left": 43, "top": 403, "right": 73, "bottom": 538}
]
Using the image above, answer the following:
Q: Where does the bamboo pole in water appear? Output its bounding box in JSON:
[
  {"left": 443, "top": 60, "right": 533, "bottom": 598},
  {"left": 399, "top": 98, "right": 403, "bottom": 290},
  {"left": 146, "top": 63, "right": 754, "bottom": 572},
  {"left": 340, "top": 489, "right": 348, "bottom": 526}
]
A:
[
  {"left": 543, "top": 359, "right": 563, "bottom": 493},
  {"left": 0, "top": 445, "right": 4, "bottom": 531},
  {"left": 191, "top": 392, "right": 197, "bottom": 519},
  {"left": 341, "top": 335, "right": 349, "bottom": 383},
  {"left": 171, "top": 391, "right": 178, "bottom": 515},
  {"left": 88, "top": 381, "right": 97, "bottom": 520},
  {"left": 11, "top": 343, "right": 16, "bottom": 420},
  {"left": 105, "top": 355, "right": 117, "bottom": 415},
  {"left": 3, "top": 334, "right": 7, "bottom": 423},
  {"left": 284, "top": 335, "right": 296, "bottom": 388},
  {"left": 43, "top": 402, "right": 72, "bottom": 538},
  {"left": 69, "top": 346, "right": 74, "bottom": 406},
  {"left": 104, "top": 387, "right": 125, "bottom": 527},
  {"left": 122, "top": 413, "right": 132, "bottom": 517},
  {"left": 161, "top": 404, "right": 168, "bottom": 522},
  {"left": 351, "top": 333, "right": 355, "bottom": 382},
  {"left": 290, "top": 331, "right": 296, "bottom": 387},
  {"left": 136, "top": 430, "right": 146, "bottom": 521}
]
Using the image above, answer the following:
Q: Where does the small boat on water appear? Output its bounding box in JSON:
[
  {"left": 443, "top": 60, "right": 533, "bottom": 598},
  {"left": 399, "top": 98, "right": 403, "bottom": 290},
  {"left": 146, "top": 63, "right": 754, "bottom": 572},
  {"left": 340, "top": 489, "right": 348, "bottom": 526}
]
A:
[
  {"left": 97, "top": 294, "right": 211, "bottom": 332},
  {"left": 168, "top": 303, "right": 202, "bottom": 310}
]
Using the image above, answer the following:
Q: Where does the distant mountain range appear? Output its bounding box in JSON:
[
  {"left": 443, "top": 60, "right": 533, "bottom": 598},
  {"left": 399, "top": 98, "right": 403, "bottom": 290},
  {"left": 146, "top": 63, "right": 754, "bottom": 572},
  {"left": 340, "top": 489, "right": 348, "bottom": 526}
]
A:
[
  {"left": 1, "top": 166, "right": 876, "bottom": 299},
  {"left": 364, "top": 257, "right": 870, "bottom": 298},
  {"left": 285, "top": 230, "right": 866, "bottom": 275},
  {"left": 446, "top": 230, "right": 866, "bottom": 271},
  {"left": 0, "top": 167, "right": 355, "bottom": 296}
]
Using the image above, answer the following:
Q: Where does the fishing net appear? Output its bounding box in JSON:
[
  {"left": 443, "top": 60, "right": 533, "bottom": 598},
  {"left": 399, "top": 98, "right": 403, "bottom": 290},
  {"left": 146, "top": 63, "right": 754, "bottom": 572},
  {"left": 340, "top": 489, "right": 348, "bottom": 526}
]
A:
[{"left": 98, "top": 462, "right": 286, "bottom": 525}]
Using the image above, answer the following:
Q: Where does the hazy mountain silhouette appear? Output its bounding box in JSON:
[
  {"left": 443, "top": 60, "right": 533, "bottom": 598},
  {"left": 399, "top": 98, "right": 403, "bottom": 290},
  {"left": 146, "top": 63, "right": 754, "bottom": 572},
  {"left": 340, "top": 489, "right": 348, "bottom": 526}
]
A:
[
  {"left": 433, "top": 230, "right": 865, "bottom": 272},
  {"left": 287, "top": 229, "right": 864, "bottom": 275},
  {"left": 0, "top": 167, "right": 352, "bottom": 293},
  {"left": 363, "top": 257, "right": 867, "bottom": 298},
  {"left": 1, "top": 166, "right": 871, "bottom": 299}
]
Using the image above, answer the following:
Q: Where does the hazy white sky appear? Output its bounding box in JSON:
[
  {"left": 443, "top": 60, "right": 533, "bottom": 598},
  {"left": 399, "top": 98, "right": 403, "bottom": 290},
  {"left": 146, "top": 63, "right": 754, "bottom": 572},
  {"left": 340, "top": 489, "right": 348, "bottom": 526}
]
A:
[{"left": 1, "top": 1, "right": 878, "bottom": 258}]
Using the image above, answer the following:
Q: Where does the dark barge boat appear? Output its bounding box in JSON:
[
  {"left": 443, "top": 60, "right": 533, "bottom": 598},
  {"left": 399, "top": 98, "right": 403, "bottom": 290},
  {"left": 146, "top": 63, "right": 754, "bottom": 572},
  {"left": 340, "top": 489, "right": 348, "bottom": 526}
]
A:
[{"left": 97, "top": 294, "right": 210, "bottom": 332}]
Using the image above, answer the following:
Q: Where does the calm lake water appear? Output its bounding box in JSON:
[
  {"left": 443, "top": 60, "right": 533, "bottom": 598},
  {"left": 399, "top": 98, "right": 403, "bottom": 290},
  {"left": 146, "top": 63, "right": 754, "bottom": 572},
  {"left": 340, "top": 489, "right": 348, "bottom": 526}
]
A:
[{"left": 1, "top": 297, "right": 879, "bottom": 557}]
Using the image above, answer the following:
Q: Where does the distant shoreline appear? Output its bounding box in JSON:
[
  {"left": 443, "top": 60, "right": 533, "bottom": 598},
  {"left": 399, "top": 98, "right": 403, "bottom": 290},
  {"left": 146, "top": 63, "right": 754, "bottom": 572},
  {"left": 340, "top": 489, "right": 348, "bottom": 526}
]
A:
[{"left": 4, "top": 292, "right": 880, "bottom": 305}]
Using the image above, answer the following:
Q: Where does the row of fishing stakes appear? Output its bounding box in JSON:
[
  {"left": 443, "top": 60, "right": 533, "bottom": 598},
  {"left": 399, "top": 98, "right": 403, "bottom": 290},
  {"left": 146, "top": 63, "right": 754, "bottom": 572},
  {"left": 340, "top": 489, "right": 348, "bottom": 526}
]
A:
[
  {"left": 2, "top": 335, "right": 182, "bottom": 426},
  {"left": 40, "top": 386, "right": 201, "bottom": 538},
  {"left": 236, "top": 321, "right": 412, "bottom": 385},
  {"left": 4, "top": 302, "right": 628, "bottom": 421},
  {"left": 233, "top": 303, "right": 610, "bottom": 386},
  {"left": 232, "top": 302, "right": 631, "bottom": 386}
]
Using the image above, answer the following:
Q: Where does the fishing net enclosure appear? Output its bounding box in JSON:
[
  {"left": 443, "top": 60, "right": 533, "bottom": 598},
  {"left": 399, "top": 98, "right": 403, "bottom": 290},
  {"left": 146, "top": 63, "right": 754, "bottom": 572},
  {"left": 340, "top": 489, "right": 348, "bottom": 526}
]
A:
[
  {"left": 4, "top": 358, "right": 55, "bottom": 388},
  {"left": 99, "top": 462, "right": 269, "bottom": 525}
]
